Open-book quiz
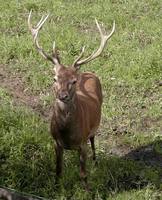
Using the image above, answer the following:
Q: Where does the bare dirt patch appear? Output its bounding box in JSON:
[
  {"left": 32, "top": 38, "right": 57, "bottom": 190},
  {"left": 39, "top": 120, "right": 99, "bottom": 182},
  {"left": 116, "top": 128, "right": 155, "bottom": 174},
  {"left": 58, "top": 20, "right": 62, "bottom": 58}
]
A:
[{"left": 0, "top": 65, "right": 52, "bottom": 121}]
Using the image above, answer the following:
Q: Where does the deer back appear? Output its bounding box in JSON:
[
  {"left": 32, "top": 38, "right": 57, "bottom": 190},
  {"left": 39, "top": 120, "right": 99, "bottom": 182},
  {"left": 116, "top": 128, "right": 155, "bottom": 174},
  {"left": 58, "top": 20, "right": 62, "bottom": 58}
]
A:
[{"left": 76, "top": 72, "right": 102, "bottom": 139}]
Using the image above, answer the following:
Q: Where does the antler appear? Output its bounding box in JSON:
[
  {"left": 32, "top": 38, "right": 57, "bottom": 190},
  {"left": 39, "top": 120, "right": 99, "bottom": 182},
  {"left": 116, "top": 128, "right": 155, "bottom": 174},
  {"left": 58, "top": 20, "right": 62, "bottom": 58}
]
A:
[
  {"left": 72, "top": 19, "right": 115, "bottom": 68},
  {"left": 28, "top": 10, "right": 60, "bottom": 66}
]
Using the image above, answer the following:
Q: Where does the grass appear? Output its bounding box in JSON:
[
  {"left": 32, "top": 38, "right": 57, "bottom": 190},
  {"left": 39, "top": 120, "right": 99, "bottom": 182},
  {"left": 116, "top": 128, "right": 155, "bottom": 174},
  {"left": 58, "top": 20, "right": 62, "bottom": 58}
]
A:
[{"left": 0, "top": 0, "right": 162, "bottom": 199}]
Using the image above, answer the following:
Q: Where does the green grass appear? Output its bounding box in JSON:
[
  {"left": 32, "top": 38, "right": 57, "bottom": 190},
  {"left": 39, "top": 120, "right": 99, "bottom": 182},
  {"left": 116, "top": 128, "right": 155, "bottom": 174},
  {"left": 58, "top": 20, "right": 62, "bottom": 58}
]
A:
[{"left": 0, "top": 0, "right": 162, "bottom": 199}]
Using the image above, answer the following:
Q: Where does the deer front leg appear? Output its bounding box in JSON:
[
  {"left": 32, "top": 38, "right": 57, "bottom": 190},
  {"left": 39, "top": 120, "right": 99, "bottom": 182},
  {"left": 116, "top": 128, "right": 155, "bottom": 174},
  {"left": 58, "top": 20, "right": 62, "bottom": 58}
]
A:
[
  {"left": 55, "top": 143, "right": 63, "bottom": 183},
  {"left": 79, "top": 144, "right": 89, "bottom": 190},
  {"left": 90, "top": 136, "right": 96, "bottom": 161}
]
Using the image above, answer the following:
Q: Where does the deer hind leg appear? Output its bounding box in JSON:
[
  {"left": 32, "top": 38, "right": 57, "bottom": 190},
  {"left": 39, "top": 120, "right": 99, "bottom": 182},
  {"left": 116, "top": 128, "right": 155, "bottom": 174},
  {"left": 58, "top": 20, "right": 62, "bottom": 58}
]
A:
[
  {"left": 90, "top": 136, "right": 96, "bottom": 161},
  {"left": 55, "top": 143, "right": 63, "bottom": 183}
]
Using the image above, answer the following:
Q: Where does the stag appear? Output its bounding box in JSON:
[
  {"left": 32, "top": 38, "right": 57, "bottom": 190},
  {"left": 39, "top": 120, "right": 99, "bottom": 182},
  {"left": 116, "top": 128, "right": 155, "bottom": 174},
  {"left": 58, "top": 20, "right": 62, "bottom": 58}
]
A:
[{"left": 28, "top": 11, "right": 115, "bottom": 188}]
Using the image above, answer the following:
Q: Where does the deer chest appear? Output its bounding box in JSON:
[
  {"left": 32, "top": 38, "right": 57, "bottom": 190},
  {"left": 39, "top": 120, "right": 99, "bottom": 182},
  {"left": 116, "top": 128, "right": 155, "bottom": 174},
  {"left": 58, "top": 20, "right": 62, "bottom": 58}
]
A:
[{"left": 58, "top": 124, "right": 82, "bottom": 150}]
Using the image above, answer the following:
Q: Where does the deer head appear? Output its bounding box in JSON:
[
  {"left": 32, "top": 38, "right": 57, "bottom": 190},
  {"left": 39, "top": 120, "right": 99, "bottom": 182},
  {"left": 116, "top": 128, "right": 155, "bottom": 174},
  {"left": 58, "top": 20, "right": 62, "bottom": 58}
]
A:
[{"left": 28, "top": 11, "right": 115, "bottom": 103}]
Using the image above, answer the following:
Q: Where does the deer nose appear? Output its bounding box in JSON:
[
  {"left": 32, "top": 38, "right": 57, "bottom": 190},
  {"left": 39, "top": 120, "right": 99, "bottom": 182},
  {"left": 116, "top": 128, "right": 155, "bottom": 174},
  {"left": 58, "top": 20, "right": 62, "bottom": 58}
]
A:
[{"left": 59, "top": 92, "right": 69, "bottom": 102}]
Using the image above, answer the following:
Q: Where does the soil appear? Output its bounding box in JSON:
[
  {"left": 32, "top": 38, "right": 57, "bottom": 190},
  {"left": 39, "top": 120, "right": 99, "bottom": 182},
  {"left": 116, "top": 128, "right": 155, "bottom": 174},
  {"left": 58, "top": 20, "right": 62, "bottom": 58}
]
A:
[{"left": 0, "top": 65, "right": 52, "bottom": 121}]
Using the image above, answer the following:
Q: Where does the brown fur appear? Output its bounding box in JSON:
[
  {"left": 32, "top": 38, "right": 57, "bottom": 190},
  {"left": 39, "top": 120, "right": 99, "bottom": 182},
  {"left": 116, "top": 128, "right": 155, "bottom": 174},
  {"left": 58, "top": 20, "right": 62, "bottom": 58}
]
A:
[{"left": 50, "top": 67, "right": 102, "bottom": 187}]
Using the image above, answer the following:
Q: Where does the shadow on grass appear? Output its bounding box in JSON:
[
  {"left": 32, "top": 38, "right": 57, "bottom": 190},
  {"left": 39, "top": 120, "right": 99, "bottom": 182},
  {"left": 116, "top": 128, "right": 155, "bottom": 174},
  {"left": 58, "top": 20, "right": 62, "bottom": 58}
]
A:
[
  {"left": 87, "top": 140, "right": 162, "bottom": 199},
  {"left": 124, "top": 140, "right": 162, "bottom": 167},
  {"left": 1, "top": 140, "right": 162, "bottom": 199}
]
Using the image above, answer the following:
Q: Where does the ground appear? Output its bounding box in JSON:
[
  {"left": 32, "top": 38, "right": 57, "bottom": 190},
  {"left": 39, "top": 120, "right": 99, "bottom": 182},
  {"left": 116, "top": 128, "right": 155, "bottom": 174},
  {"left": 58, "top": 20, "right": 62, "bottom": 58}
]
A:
[{"left": 0, "top": 0, "right": 162, "bottom": 199}]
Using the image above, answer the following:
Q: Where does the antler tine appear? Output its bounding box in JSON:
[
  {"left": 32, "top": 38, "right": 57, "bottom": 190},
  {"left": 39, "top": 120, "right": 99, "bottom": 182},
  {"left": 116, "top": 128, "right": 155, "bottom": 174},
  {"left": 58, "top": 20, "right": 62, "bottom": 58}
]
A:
[
  {"left": 95, "top": 19, "right": 103, "bottom": 38},
  {"left": 35, "top": 14, "right": 49, "bottom": 34},
  {"left": 72, "top": 46, "right": 85, "bottom": 68},
  {"left": 28, "top": 10, "right": 60, "bottom": 66},
  {"left": 73, "top": 20, "right": 115, "bottom": 68},
  {"left": 95, "top": 19, "right": 115, "bottom": 40},
  {"left": 28, "top": 10, "right": 33, "bottom": 32},
  {"left": 53, "top": 41, "right": 56, "bottom": 51},
  {"left": 53, "top": 41, "right": 57, "bottom": 55},
  {"left": 51, "top": 41, "right": 60, "bottom": 65},
  {"left": 106, "top": 20, "right": 115, "bottom": 40},
  {"left": 36, "top": 15, "right": 45, "bottom": 29}
]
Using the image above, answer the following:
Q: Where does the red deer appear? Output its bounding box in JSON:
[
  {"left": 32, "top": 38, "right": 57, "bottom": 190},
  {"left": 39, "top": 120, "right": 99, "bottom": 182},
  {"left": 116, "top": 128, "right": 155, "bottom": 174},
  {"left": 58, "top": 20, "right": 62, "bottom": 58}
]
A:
[{"left": 28, "top": 11, "right": 115, "bottom": 188}]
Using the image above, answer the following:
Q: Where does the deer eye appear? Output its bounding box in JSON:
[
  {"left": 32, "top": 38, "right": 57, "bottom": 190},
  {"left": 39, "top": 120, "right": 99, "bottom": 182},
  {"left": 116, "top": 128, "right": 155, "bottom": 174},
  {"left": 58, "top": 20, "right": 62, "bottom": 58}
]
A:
[
  {"left": 54, "top": 77, "right": 57, "bottom": 82},
  {"left": 71, "top": 79, "right": 77, "bottom": 84}
]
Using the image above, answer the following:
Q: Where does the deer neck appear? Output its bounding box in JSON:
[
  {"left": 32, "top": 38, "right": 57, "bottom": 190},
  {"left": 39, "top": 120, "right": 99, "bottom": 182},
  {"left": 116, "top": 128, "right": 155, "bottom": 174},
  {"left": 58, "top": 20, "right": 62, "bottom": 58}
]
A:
[{"left": 55, "top": 95, "right": 77, "bottom": 125}]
